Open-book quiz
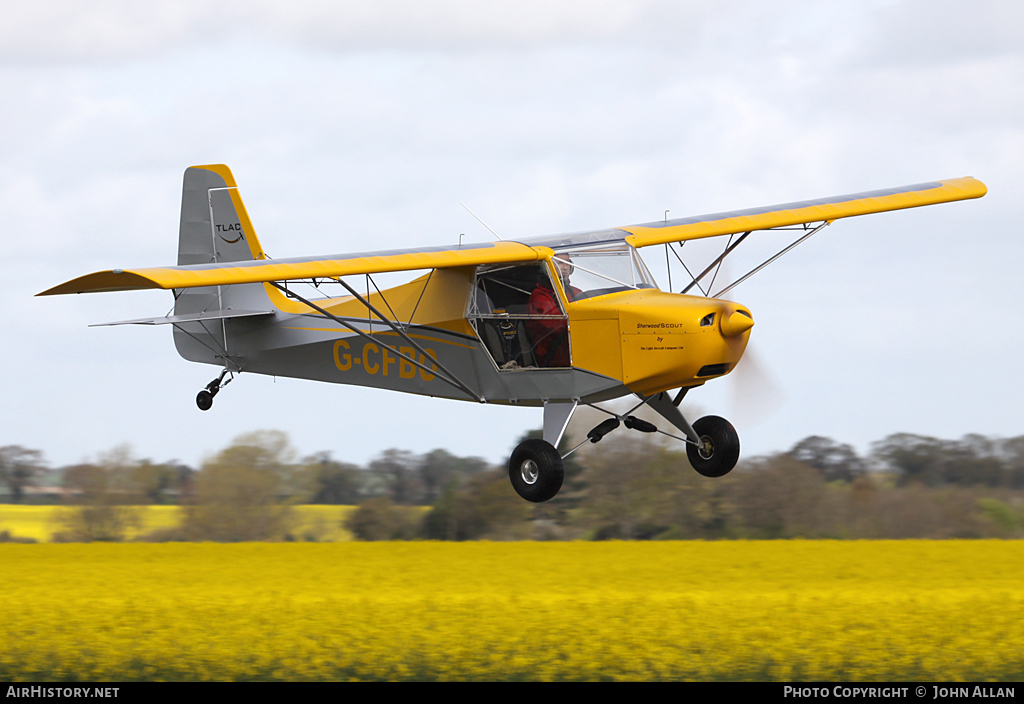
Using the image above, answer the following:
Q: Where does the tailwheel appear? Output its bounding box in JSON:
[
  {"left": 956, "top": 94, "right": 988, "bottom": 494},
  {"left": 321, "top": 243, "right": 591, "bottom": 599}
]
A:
[
  {"left": 195, "top": 370, "right": 230, "bottom": 411},
  {"left": 508, "top": 439, "right": 564, "bottom": 502},
  {"left": 196, "top": 389, "right": 214, "bottom": 411},
  {"left": 686, "top": 415, "right": 740, "bottom": 478}
]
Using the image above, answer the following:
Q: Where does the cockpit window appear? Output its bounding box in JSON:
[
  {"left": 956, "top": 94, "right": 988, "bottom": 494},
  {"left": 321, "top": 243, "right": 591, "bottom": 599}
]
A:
[
  {"left": 468, "top": 263, "right": 549, "bottom": 318},
  {"left": 467, "top": 263, "right": 571, "bottom": 370},
  {"left": 552, "top": 243, "right": 657, "bottom": 302}
]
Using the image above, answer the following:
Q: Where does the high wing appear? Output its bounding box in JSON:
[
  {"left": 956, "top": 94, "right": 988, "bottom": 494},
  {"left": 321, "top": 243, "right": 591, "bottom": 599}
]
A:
[
  {"left": 621, "top": 177, "right": 987, "bottom": 248},
  {"left": 38, "top": 175, "right": 986, "bottom": 297},
  {"left": 517, "top": 177, "right": 987, "bottom": 250},
  {"left": 38, "top": 240, "right": 549, "bottom": 295}
]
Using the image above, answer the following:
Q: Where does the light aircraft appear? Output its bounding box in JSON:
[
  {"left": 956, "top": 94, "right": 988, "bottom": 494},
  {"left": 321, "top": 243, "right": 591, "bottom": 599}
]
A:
[{"left": 40, "top": 165, "right": 986, "bottom": 501}]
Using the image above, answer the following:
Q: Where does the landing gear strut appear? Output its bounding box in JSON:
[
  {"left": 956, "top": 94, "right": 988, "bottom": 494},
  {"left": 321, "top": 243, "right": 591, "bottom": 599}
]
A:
[
  {"left": 506, "top": 396, "right": 742, "bottom": 502},
  {"left": 196, "top": 370, "right": 232, "bottom": 411},
  {"left": 571, "top": 408, "right": 740, "bottom": 479}
]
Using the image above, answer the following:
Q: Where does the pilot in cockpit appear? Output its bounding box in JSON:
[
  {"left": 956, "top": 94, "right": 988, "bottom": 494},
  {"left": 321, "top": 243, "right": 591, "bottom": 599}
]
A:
[{"left": 525, "top": 257, "right": 580, "bottom": 367}]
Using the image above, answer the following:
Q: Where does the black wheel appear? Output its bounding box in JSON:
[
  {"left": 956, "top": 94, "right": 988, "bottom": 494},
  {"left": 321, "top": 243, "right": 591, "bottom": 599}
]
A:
[
  {"left": 686, "top": 415, "right": 740, "bottom": 477},
  {"left": 196, "top": 390, "right": 214, "bottom": 411},
  {"left": 508, "top": 439, "right": 564, "bottom": 502}
]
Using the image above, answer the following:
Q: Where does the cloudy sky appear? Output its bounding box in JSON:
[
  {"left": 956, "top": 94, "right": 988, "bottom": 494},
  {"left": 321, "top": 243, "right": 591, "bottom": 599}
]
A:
[{"left": 3, "top": 0, "right": 1022, "bottom": 470}]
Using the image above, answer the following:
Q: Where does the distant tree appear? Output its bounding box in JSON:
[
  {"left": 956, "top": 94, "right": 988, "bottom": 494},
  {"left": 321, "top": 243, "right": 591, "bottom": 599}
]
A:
[
  {"left": 56, "top": 461, "right": 141, "bottom": 541},
  {"left": 421, "top": 471, "right": 531, "bottom": 540},
  {"left": 369, "top": 449, "right": 423, "bottom": 504},
  {"left": 726, "top": 454, "right": 835, "bottom": 538},
  {"left": 171, "top": 463, "right": 196, "bottom": 500},
  {"left": 344, "top": 497, "right": 420, "bottom": 540},
  {"left": 977, "top": 498, "right": 1021, "bottom": 536},
  {"left": 940, "top": 434, "right": 1006, "bottom": 487},
  {"left": 845, "top": 474, "right": 883, "bottom": 537},
  {"left": 868, "top": 483, "right": 996, "bottom": 538},
  {"left": 0, "top": 445, "right": 46, "bottom": 503},
  {"left": 871, "top": 433, "right": 947, "bottom": 486},
  {"left": 1000, "top": 435, "right": 1024, "bottom": 488},
  {"left": 575, "top": 434, "right": 688, "bottom": 540},
  {"left": 788, "top": 436, "right": 865, "bottom": 482},
  {"left": 417, "top": 449, "right": 490, "bottom": 505},
  {"left": 873, "top": 433, "right": 1013, "bottom": 487},
  {"left": 127, "top": 460, "right": 183, "bottom": 504},
  {"left": 180, "top": 431, "right": 294, "bottom": 541},
  {"left": 301, "top": 452, "right": 364, "bottom": 504},
  {"left": 217, "top": 430, "right": 296, "bottom": 483}
]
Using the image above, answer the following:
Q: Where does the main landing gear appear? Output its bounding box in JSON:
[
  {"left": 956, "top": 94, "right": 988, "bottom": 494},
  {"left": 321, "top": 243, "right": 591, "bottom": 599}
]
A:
[
  {"left": 508, "top": 439, "right": 564, "bottom": 503},
  {"left": 686, "top": 415, "right": 740, "bottom": 478},
  {"left": 195, "top": 369, "right": 233, "bottom": 411},
  {"left": 507, "top": 393, "right": 741, "bottom": 503}
]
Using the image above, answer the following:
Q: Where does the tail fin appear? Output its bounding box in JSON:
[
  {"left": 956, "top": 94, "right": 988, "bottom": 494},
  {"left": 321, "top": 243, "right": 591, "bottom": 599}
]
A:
[
  {"left": 178, "top": 164, "right": 266, "bottom": 265},
  {"left": 174, "top": 165, "right": 274, "bottom": 369}
]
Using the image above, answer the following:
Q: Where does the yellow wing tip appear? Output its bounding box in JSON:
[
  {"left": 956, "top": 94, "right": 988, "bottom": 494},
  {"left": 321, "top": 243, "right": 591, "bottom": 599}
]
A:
[
  {"left": 37, "top": 270, "right": 164, "bottom": 296},
  {"left": 940, "top": 176, "right": 987, "bottom": 198}
]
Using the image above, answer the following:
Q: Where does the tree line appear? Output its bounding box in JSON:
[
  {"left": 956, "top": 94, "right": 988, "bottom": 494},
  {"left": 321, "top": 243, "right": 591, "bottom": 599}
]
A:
[{"left": 1, "top": 427, "right": 1023, "bottom": 541}]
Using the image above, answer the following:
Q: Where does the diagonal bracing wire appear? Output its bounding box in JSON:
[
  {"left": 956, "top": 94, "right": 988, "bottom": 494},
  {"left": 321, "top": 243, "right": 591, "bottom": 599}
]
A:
[
  {"left": 706, "top": 233, "right": 734, "bottom": 296},
  {"left": 367, "top": 274, "right": 402, "bottom": 327},
  {"left": 711, "top": 221, "right": 830, "bottom": 298},
  {"left": 669, "top": 242, "right": 705, "bottom": 296},
  {"left": 680, "top": 232, "right": 752, "bottom": 294},
  {"left": 270, "top": 282, "right": 484, "bottom": 402}
]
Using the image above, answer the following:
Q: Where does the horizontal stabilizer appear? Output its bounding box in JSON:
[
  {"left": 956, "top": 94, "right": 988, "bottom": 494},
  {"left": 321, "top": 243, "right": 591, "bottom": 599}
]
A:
[{"left": 90, "top": 309, "right": 274, "bottom": 327}]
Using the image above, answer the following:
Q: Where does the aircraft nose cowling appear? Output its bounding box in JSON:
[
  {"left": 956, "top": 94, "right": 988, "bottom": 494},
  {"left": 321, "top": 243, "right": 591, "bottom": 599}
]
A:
[{"left": 720, "top": 311, "right": 754, "bottom": 337}]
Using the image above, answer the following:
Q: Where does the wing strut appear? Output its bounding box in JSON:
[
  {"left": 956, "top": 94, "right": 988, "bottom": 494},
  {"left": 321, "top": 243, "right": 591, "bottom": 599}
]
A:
[
  {"left": 668, "top": 243, "right": 706, "bottom": 296},
  {"left": 680, "top": 232, "right": 751, "bottom": 294},
  {"left": 711, "top": 221, "right": 830, "bottom": 298},
  {"left": 668, "top": 220, "right": 831, "bottom": 298},
  {"left": 269, "top": 282, "right": 485, "bottom": 403}
]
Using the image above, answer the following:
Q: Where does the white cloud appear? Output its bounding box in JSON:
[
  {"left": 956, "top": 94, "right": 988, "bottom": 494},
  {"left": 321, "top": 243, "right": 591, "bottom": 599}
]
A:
[
  {"left": 0, "top": 0, "right": 715, "bottom": 61},
  {"left": 857, "top": 0, "right": 1024, "bottom": 67}
]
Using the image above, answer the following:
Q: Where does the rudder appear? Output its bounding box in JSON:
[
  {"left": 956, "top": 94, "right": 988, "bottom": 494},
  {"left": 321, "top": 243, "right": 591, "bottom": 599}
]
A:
[
  {"left": 174, "top": 165, "right": 274, "bottom": 368},
  {"left": 178, "top": 164, "right": 266, "bottom": 266}
]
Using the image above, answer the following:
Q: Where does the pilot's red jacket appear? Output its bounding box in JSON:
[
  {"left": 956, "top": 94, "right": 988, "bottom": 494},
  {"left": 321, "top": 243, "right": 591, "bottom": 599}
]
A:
[{"left": 526, "top": 281, "right": 579, "bottom": 368}]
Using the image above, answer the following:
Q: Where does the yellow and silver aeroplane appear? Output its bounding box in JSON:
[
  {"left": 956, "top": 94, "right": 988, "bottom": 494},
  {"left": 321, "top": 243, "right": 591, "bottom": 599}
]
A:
[{"left": 39, "top": 165, "right": 986, "bottom": 501}]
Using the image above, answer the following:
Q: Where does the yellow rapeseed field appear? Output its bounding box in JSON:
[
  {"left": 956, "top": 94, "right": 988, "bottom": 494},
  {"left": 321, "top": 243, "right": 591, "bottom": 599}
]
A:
[
  {"left": 0, "top": 505, "right": 356, "bottom": 542},
  {"left": 0, "top": 541, "right": 1021, "bottom": 681}
]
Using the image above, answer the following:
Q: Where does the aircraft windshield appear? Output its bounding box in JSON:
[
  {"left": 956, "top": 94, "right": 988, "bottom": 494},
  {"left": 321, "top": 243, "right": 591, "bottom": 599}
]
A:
[{"left": 552, "top": 243, "right": 657, "bottom": 301}]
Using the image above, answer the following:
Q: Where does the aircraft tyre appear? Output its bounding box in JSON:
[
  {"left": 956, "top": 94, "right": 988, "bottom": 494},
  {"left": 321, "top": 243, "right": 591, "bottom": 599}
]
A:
[
  {"left": 686, "top": 415, "right": 739, "bottom": 478},
  {"left": 508, "top": 439, "right": 564, "bottom": 502},
  {"left": 196, "top": 390, "right": 214, "bottom": 411}
]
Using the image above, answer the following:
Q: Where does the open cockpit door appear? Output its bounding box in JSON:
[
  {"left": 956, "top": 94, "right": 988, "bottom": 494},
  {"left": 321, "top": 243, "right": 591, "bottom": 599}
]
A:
[{"left": 467, "top": 262, "right": 572, "bottom": 370}]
